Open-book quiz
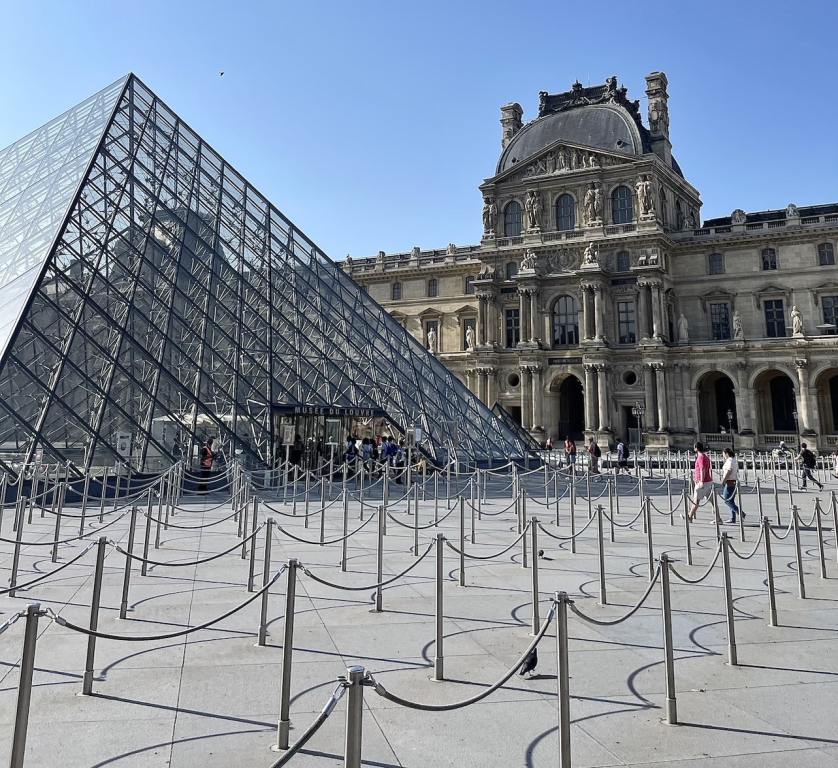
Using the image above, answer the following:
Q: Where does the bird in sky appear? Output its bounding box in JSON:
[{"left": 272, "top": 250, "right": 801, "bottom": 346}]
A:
[
  {"left": 219, "top": 71, "right": 224, "bottom": 77},
  {"left": 518, "top": 647, "right": 538, "bottom": 678}
]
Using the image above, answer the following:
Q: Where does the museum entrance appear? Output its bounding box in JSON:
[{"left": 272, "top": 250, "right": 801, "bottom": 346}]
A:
[
  {"left": 556, "top": 375, "right": 584, "bottom": 440},
  {"left": 272, "top": 405, "right": 383, "bottom": 469}
]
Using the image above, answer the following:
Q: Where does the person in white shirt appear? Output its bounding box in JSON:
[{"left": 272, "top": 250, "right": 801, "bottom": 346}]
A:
[{"left": 720, "top": 447, "right": 743, "bottom": 524}]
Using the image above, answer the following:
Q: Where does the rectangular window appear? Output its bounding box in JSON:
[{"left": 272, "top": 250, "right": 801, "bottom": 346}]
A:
[
  {"left": 761, "top": 248, "right": 778, "bottom": 271},
  {"left": 764, "top": 299, "right": 786, "bottom": 338},
  {"left": 505, "top": 308, "right": 520, "bottom": 348},
  {"left": 617, "top": 301, "right": 636, "bottom": 344},
  {"left": 823, "top": 296, "right": 838, "bottom": 334},
  {"left": 462, "top": 317, "right": 476, "bottom": 349},
  {"left": 710, "top": 302, "right": 731, "bottom": 340}
]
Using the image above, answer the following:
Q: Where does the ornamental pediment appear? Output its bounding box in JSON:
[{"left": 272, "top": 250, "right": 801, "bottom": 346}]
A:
[{"left": 491, "top": 143, "right": 634, "bottom": 185}]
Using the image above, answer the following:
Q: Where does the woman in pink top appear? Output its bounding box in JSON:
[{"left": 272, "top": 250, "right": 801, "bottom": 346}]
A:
[{"left": 687, "top": 441, "right": 714, "bottom": 521}]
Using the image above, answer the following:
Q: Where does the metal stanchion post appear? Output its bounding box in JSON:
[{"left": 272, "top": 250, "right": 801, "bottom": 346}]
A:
[
  {"left": 645, "top": 497, "right": 654, "bottom": 582},
  {"left": 248, "top": 498, "right": 259, "bottom": 591},
  {"left": 98, "top": 466, "right": 109, "bottom": 523},
  {"left": 815, "top": 499, "right": 827, "bottom": 579},
  {"left": 596, "top": 505, "right": 607, "bottom": 605},
  {"left": 755, "top": 477, "right": 763, "bottom": 521},
  {"left": 319, "top": 482, "right": 327, "bottom": 545},
  {"left": 531, "top": 519, "right": 540, "bottom": 632},
  {"left": 658, "top": 553, "right": 677, "bottom": 724},
  {"left": 791, "top": 505, "right": 806, "bottom": 598},
  {"left": 773, "top": 474, "right": 780, "bottom": 526},
  {"left": 832, "top": 491, "right": 838, "bottom": 565},
  {"left": 667, "top": 476, "right": 673, "bottom": 525},
  {"left": 375, "top": 506, "right": 385, "bottom": 610},
  {"left": 434, "top": 532, "right": 444, "bottom": 681},
  {"left": 343, "top": 666, "right": 365, "bottom": 768},
  {"left": 459, "top": 496, "right": 466, "bottom": 587},
  {"left": 720, "top": 533, "right": 737, "bottom": 666},
  {"left": 9, "top": 497, "right": 25, "bottom": 598},
  {"left": 522, "top": 491, "right": 528, "bottom": 569},
  {"left": 240, "top": 498, "right": 250, "bottom": 559},
  {"left": 9, "top": 603, "right": 44, "bottom": 768},
  {"left": 569, "top": 477, "right": 576, "bottom": 554},
  {"left": 554, "top": 471, "right": 560, "bottom": 526},
  {"left": 608, "top": 480, "right": 615, "bottom": 543},
  {"left": 141, "top": 505, "right": 153, "bottom": 577},
  {"left": 433, "top": 470, "right": 439, "bottom": 525},
  {"left": 119, "top": 506, "right": 139, "bottom": 619},
  {"left": 415, "top": 486, "right": 421, "bottom": 555},
  {"left": 82, "top": 537, "right": 108, "bottom": 694},
  {"left": 276, "top": 559, "right": 298, "bottom": 750},
  {"left": 257, "top": 519, "right": 274, "bottom": 646},
  {"left": 155, "top": 476, "right": 164, "bottom": 549},
  {"left": 682, "top": 489, "right": 692, "bottom": 566},
  {"left": 50, "top": 483, "right": 64, "bottom": 563},
  {"left": 341, "top": 490, "right": 349, "bottom": 571},
  {"left": 762, "top": 516, "right": 778, "bottom": 627},
  {"left": 555, "top": 592, "right": 572, "bottom": 768}
]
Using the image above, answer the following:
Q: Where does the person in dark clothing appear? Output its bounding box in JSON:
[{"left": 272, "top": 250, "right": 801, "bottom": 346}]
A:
[{"left": 798, "top": 442, "right": 823, "bottom": 491}]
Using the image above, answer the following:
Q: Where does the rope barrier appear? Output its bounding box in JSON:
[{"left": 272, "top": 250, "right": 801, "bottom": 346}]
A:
[
  {"left": 728, "top": 526, "right": 766, "bottom": 560},
  {"left": 0, "top": 541, "right": 98, "bottom": 596},
  {"left": 274, "top": 509, "right": 378, "bottom": 546},
  {"left": 568, "top": 568, "right": 660, "bottom": 626},
  {"left": 0, "top": 508, "right": 131, "bottom": 547},
  {"left": 368, "top": 602, "right": 556, "bottom": 711},
  {"left": 444, "top": 528, "right": 528, "bottom": 561},
  {"left": 537, "top": 515, "right": 597, "bottom": 541},
  {"left": 769, "top": 515, "right": 796, "bottom": 541},
  {"left": 385, "top": 505, "right": 456, "bottom": 530},
  {"left": 0, "top": 609, "right": 26, "bottom": 636},
  {"left": 669, "top": 542, "right": 723, "bottom": 584},
  {"left": 602, "top": 506, "right": 645, "bottom": 529}
]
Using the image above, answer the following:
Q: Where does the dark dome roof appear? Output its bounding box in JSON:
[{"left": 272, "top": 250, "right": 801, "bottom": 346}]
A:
[{"left": 498, "top": 103, "right": 646, "bottom": 175}]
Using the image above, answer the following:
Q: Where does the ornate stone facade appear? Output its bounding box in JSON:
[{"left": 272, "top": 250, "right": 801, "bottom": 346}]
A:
[{"left": 343, "top": 72, "right": 838, "bottom": 452}]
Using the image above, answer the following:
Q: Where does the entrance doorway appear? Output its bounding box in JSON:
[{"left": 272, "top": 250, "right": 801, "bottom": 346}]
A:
[{"left": 557, "top": 376, "right": 584, "bottom": 440}]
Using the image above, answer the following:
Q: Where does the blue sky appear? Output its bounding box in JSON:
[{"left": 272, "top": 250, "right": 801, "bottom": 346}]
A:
[{"left": 1, "top": 1, "right": 836, "bottom": 259}]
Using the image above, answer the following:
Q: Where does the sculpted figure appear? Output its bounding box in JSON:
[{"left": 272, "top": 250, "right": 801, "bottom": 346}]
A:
[
  {"left": 636, "top": 175, "right": 654, "bottom": 217},
  {"left": 786, "top": 203, "right": 800, "bottom": 218},
  {"left": 583, "top": 242, "right": 599, "bottom": 265},
  {"left": 465, "top": 325, "right": 475, "bottom": 350},
  {"left": 447, "top": 243, "right": 457, "bottom": 255},
  {"left": 731, "top": 209, "right": 747, "bottom": 225},
  {"left": 791, "top": 305, "right": 805, "bottom": 336},
  {"left": 525, "top": 191, "right": 542, "bottom": 230},
  {"left": 594, "top": 185, "right": 603, "bottom": 220},
  {"left": 344, "top": 254, "right": 353, "bottom": 272},
  {"left": 521, "top": 248, "right": 537, "bottom": 271},
  {"left": 557, "top": 147, "right": 569, "bottom": 171},
  {"left": 482, "top": 197, "right": 497, "bottom": 235},
  {"left": 732, "top": 310, "right": 744, "bottom": 340},
  {"left": 426, "top": 327, "right": 438, "bottom": 353},
  {"left": 677, "top": 312, "right": 689, "bottom": 342}
]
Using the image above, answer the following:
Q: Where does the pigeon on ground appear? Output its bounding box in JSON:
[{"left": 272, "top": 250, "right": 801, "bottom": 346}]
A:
[
  {"left": 537, "top": 549, "right": 545, "bottom": 559},
  {"left": 519, "top": 647, "right": 538, "bottom": 677}
]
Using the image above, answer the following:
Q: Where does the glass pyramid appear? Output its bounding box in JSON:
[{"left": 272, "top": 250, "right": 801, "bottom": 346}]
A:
[{"left": 0, "top": 74, "right": 528, "bottom": 473}]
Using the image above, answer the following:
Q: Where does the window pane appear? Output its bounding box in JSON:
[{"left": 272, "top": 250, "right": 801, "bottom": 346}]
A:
[
  {"left": 427, "top": 278, "right": 437, "bottom": 298},
  {"left": 761, "top": 248, "right": 777, "bottom": 270},
  {"left": 618, "top": 301, "right": 636, "bottom": 344},
  {"left": 504, "top": 201, "right": 522, "bottom": 237},
  {"left": 616, "top": 251, "right": 630, "bottom": 272},
  {"left": 823, "top": 296, "right": 838, "bottom": 333},
  {"left": 551, "top": 295, "right": 578, "bottom": 346},
  {"left": 710, "top": 302, "right": 730, "bottom": 340},
  {"left": 505, "top": 308, "right": 520, "bottom": 347},
  {"left": 391, "top": 282, "right": 401, "bottom": 300},
  {"left": 819, "top": 243, "right": 835, "bottom": 266},
  {"left": 764, "top": 299, "right": 785, "bottom": 337},
  {"left": 505, "top": 261, "right": 518, "bottom": 280},
  {"left": 555, "top": 194, "right": 575, "bottom": 231},
  {"left": 611, "top": 186, "right": 634, "bottom": 224},
  {"left": 708, "top": 253, "right": 724, "bottom": 275},
  {"left": 464, "top": 276, "right": 475, "bottom": 294}
]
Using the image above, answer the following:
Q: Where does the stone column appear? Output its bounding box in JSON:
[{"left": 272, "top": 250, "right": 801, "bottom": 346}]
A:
[
  {"left": 485, "top": 367, "right": 496, "bottom": 408},
  {"left": 518, "top": 289, "right": 529, "bottom": 346},
  {"left": 583, "top": 364, "right": 597, "bottom": 432},
  {"left": 637, "top": 281, "right": 650, "bottom": 340},
  {"left": 520, "top": 365, "right": 532, "bottom": 427},
  {"left": 465, "top": 368, "right": 475, "bottom": 394},
  {"left": 735, "top": 363, "right": 754, "bottom": 433},
  {"left": 795, "top": 359, "right": 812, "bottom": 433},
  {"left": 650, "top": 282, "right": 663, "bottom": 339},
  {"left": 593, "top": 285, "right": 606, "bottom": 342},
  {"left": 581, "top": 285, "right": 592, "bottom": 341},
  {"left": 476, "top": 368, "right": 487, "bottom": 403},
  {"left": 529, "top": 289, "right": 539, "bottom": 344},
  {"left": 531, "top": 365, "right": 543, "bottom": 429},
  {"left": 654, "top": 363, "right": 668, "bottom": 432},
  {"left": 486, "top": 295, "right": 497, "bottom": 346},
  {"left": 644, "top": 363, "right": 657, "bottom": 430},
  {"left": 476, "top": 296, "right": 486, "bottom": 347},
  {"left": 596, "top": 363, "right": 609, "bottom": 431}
]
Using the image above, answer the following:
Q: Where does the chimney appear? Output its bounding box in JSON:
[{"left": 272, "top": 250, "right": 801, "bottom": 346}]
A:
[
  {"left": 500, "top": 103, "right": 523, "bottom": 149},
  {"left": 645, "top": 72, "right": 671, "bottom": 165}
]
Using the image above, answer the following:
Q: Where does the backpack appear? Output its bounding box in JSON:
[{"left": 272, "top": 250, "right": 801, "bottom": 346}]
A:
[{"left": 801, "top": 449, "right": 816, "bottom": 469}]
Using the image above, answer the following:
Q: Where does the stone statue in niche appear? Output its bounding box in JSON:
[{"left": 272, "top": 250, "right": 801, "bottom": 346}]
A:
[
  {"left": 482, "top": 197, "right": 497, "bottom": 236},
  {"left": 583, "top": 183, "right": 602, "bottom": 225},
  {"left": 574, "top": 149, "right": 584, "bottom": 169},
  {"left": 594, "top": 185, "right": 602, "bottom": 220},
  {"left": 731, "top": 209, "right": 747, "bottom": 225},
  {"left": 525, "top": 190, "right": 542, "bottom": 231},
  {"left": 586, "top": 152, "right": 598, "bottom": 168},
  {"left": 791, "top": 305, "right": 805, "bottom": 336},
  {"left": 583, "top": 242, "right": 599, "bottom": 265},
  {"left": 677, "top": 313, "right": 689, "bottom": 342},
  {"left": 685, "top": 209, "right": 697, "bottom": 230},
  {"left": 465, "top": 325, "right": 475, "bottom": 351},
  {"left": 520, "top": 249, "right": 537, "bottom": 271},
  {"left": 426, "top": 327, "right": 438, "bottom": 353},
  {"left": 636, "top": 175, "right": 655, "bottom": 218},
  {"left": 732, "top": 310, "right": 745, "bottom": 340}
]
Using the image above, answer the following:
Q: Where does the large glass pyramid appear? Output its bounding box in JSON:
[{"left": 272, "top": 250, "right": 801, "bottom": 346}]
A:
[{"left": 0, "top": 74, "right": 527, "bottom": 473}]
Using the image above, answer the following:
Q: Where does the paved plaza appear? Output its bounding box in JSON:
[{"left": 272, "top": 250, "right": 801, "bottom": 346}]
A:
[{"left": 1, "top": 466, "right": 838, "bottom": 767}]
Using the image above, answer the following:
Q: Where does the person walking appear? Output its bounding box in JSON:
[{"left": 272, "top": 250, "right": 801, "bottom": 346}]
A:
[
  {"left": 720, "top": 447, "right": 742, "bottom": 524},
  {"left": 687, "top": 441, "right": 713, "bottom": 521},
  {"left": 588, "top": 437, "right": 602, "bottom": 474},
  {"left": 616, "top": 439, "right": 629, "bottom": 474},
  {"left": 199, "top": 437, "right": 215, "bottom": 494},
  {"left": 564, "top": 436, "right": 577, "bottom": 469},
  {"left": 798, "top": 442, "right": 824, "bottom": 491}
]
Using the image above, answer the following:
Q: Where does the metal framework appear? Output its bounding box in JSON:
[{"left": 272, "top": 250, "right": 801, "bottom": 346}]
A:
[{"left": 0, "top": 74, "right": 527, "bottom": 473}]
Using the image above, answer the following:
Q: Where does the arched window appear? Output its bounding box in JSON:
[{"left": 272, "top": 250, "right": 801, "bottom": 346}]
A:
[
  {"left": 708, "top": 252, "right": 725, "bottom": 275},
  {"left": 611, "top": 186, "right": 634, "bottom": 224},
  {"left": 675, "top": 200, "right": 684, "bottom": 230},
  {"left": 391, "top": 282, "right": 402, "bottom": 301},
  {"left": 552, "top": 295, "right": 579, "bottom": 347},
  {"left": 427, "top": 278, "right": 438, "bottom": 298},
  {"left": 555, "top": 194, "right": 575, "bottom": 231},
  {"left": 464, "top": 275, "right": 475, "bottom": 295},
  {"left": 503, "top": 201, "right": 523, "bottom": 237},
  {"left": 659, "top": 189, "right": 668, "bottom": 227},
  {"left": 505, "top": 261, "right": 518, "bottom": 280},
  {"left": 616, "top": 250, "right": 631, "bottom": 272},
  {"left": 818, "top": 243, "right": 835, "bottom": 266},
  {"left": 761, "top": 247, "right": 778, "bottom": 271}
]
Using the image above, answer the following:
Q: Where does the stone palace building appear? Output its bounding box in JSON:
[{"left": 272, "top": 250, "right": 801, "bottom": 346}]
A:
[{"left": 342, "top": 73, "right": 838, "bottom": 452}]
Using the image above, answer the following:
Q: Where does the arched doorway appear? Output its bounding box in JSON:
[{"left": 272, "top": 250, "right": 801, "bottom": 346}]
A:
[
  {"left": 551, "top": 375, "right": 584, "bottom": 440},
  {"left": 696, "top": 371, "right": 738, "bottom": 433},
  {"left": 816, "top": 368, "right": 838, "bottom": 435},
  {"left": 754, "top": 369, "right": 797, "bottom": 434}
]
